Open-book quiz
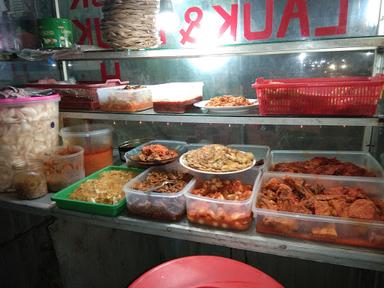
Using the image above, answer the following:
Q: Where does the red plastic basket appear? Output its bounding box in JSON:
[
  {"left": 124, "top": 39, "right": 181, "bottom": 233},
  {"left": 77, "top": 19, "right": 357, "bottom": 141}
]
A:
[{"left": 252, "top": 75, "right": 384, "bottom": 116}]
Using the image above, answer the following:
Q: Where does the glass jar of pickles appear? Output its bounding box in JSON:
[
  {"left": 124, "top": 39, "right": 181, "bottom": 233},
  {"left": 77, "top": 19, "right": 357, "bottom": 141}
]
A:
[{"left": 13, "top": 159, "right": 48, "bottom": 200}]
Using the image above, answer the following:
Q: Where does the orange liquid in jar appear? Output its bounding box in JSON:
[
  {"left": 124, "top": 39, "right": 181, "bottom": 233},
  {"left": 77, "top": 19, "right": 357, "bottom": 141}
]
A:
[{"left": 84, "top": 148, "right": 113, "bottom": 175}]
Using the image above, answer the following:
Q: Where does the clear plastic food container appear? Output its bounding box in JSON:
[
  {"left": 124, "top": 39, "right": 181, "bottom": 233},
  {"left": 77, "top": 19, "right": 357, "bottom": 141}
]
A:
[
  {"left": 123, "top": 162, "right": 196, "bottom": 221},
  {"left": 42, "top": 145, "right": 85, "bottom": 192},
  {"left": 151, "top": 82, "right": 204, "bottom": 113},
  {"left": 267, "top": 150, "right": 383, "bottom": 177},
  {"left": 185, "top": 169, "right": 261, "bottom": 231},
  {"left": 0, "top": 95, "right": 60, "bottom": 192},
  {"left": 60, "top": 124, "right": 112, "bottom": 176},
  {"left": 253, "top": 172, "right": 384, "bottom": 248},
  {"left": 97, "top": 85, "right": 153, "bottom": 112}
]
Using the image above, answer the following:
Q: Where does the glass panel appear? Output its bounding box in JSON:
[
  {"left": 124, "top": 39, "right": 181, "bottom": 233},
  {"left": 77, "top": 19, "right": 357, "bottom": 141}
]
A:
[
  {"left": 0, "top": 61, "right": 60, "bottom": 86},
  {"left": 59, "top": 0, "right": 381, "bottom": 49},
  {"left": 65, "top": 51, "right": 375, "bottom": 99},
  {"left": 0, "top": 0, "right": 54, "bottom": 51},
  {"left": 61, "top": 118, "right": 366, "bottom": 165}
]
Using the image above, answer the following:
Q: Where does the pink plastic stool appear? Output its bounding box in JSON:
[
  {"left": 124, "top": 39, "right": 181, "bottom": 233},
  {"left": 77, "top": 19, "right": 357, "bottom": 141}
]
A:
[{"left": 128, "top": 255, "right": 284, "bottom": 288}]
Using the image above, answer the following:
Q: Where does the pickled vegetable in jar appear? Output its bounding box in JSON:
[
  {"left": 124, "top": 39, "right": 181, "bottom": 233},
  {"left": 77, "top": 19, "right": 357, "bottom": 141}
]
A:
[
  {"left": 0, "top": 160, "right": 13, "bottom": 192},
  {"left": 13, "top": 159, "right": 48, "bottom": 200}
]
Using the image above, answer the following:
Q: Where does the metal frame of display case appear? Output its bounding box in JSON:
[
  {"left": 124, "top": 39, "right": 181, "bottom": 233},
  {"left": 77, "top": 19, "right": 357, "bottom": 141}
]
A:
[
  {"left": 59, "top": 110, "right": 384, "bottom": 127},
  {"left": 55, "top": 37, "right": 384, "bottom": 60},
  {"left": 53, "top": 38, "right": 384, "bottom": 272},
  {"left": 0, "top": 194, "right": 382, "bottom": 272},
  {"left": 55, "top": 36, "right": 384, "bottom": 152}
]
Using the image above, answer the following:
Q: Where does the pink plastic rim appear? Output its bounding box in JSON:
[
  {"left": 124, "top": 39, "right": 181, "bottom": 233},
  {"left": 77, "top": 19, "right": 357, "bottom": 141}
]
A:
[{"left": 0, "top": 94, "right": 60, "bottom": 104}]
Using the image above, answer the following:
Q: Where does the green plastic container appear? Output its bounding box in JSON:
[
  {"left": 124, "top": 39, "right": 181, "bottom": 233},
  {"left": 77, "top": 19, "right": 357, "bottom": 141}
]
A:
[
  {"left": 52, "top": 166, "right": 144, "bottom": 216},
  {"left": 38, "top": 18, "right": 73, "bottom": 48}
]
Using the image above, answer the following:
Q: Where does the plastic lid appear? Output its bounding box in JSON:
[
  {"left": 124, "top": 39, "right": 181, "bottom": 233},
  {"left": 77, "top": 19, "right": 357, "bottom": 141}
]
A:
[
  {"left": 60, "top": 124, "right": 112, "bottom": 138},
  {"left": 0, "top": 94, "right": 60, "bottom": 104}
]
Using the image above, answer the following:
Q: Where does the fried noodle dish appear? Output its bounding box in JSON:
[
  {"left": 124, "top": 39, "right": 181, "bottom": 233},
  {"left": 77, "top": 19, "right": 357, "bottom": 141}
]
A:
[
  {"left": 183, "top": 144, "right": 254, "bottom": 172},
  {"left": 138, "top": 144, "right": 178, "bottom": 162},
  {"left": 206, "top": 95, "right": 252, "bottom": 107},
  {"left": 69, "top": 170, "right": 138, "bottom": 204}
]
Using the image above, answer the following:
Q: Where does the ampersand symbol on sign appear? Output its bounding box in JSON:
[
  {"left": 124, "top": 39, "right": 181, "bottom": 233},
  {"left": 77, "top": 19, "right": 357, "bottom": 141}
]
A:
[{"left": 179, "top": 7, "right": 203, "bottom": 44}]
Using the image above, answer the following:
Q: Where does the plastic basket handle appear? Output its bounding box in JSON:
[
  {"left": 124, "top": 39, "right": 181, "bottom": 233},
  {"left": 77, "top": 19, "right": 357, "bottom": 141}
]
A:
[{"left": 105, "top": 79, "right": 129, "bottom": 85}]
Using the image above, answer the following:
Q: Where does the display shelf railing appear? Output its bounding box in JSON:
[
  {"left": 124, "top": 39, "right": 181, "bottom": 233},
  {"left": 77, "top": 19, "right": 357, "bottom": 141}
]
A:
[
  {"left": 1, "top": 191, "right": 382, "bottom": 272},
  {"left": 59, "top": 110, "right": 384, "bottom": 127},
  {"left": 55, "top": 36, "right": 384, "bottom": 61},
  {"left": 52, "top": 208, "right": 384, "bottom": 272}
]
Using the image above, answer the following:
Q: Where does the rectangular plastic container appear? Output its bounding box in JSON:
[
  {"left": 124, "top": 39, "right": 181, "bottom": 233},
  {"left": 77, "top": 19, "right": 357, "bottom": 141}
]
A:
[
  {"left": 25, "top": 79, "right": 127, "bottom": 110},
  {"left": 124, "top": 162, "right": 196, "bottom": 221},
  {"left": 253, "top": 172, "right": 384, "bottom": 248},
  {"left": 252, "top": 76, "right": 384, "bottom": 116},
  {"left": 267, "top": 150, "right": 384, "bottom": 177},
  {"left": 185, "top": 169, "right": 261, "bottom": 231},
  {"left": 151, "top": 82, "right": 204, "bottom": 113},
  {"left": 52, "top": 166, "right": 143, "bottom": 216},
  {"left": 186, "top": 144, "right": 270, "bottom": 172},
  {"left": 97, "top": 85, "right": 153, "bottom": 112}
]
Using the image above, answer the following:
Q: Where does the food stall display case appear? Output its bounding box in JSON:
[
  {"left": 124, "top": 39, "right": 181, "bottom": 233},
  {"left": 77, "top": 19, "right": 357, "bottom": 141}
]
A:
[
  {"left": 3, "top": 35, "right": 383, "bottom": 272},
  {"left": 1, "top": 0, "right": 384, "bottom": 287}
]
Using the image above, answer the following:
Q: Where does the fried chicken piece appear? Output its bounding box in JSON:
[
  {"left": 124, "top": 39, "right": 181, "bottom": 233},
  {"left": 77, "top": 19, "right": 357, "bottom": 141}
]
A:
[
  {"left": 348, "top": 199, "right": 380, "bottom": 220},
  {"left": 258, "top": 198, "right": 278, "bottom": 210},
  {"left": 314, "top": 200, "right": 333, "bottom": 216},
  {"left": 276, "top": 183, "right": 295, "bottom": 199},
  {"left": 373, "top": 199, "right": 384, "bottom": 221},
  {"left": 284, "top": 177, "right": 314, "bottom": 199},
  {"left": 329, "top": 198, "right": 348, "bottom": 217},
  {"left": 263, "top": 178, "right": 283, "bottom": 191},
  {"left": 262, "top": 216, "right": 299, "bottom": 233},
  {"left": 323, "top": 186, "right": 348, "bottom": 196},
  {"left": 311, "top": 224, "right": 337, "bottom": 238}
]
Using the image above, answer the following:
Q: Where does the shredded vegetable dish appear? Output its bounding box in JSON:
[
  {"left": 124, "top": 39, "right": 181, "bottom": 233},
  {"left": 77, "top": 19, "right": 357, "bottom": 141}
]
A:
[{"left": 69, "top": 170, "right": 138, "bottom": 204}]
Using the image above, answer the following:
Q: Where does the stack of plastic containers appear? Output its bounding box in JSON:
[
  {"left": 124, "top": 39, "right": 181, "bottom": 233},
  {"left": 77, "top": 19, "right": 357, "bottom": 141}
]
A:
[
  {"left": 183, "top": 144, "right": 270, "bottom": 231},
  {"left": 123, "top": 140, "right": 194, "bottom": 221},
  {"left": 253, "top": 149, "right": 384, "bottom": 248}
]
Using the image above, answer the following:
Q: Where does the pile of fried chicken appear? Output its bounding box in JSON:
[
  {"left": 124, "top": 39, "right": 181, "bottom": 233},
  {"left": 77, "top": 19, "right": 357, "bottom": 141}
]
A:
[
  {"left": 257, "top": 177, "right": 384, "bottom": 221},
  {"left": 271, "top": 157, "right": 376, "bottom": 177}
]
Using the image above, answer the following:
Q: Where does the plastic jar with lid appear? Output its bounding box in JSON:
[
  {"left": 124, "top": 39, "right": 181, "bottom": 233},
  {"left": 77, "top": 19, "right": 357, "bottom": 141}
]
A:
[
  {"left": 60, "top": 124, "right": 113, "bottom": 175},
  {"left": 0, "top": 94, "right": 60, "bottom": 190},
  {"left": 13, "top": 159, "right": 48, "bottom": 200}
]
